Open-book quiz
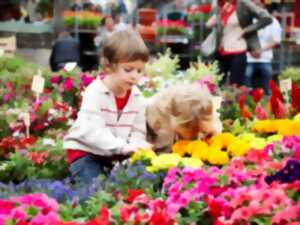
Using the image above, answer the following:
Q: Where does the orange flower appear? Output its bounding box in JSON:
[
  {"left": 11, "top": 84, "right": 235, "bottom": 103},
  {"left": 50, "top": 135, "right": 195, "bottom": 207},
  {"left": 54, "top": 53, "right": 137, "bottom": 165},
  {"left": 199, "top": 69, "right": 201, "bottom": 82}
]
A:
[{"left": 172, "top": 140, "right": 190, "bottom": 156}]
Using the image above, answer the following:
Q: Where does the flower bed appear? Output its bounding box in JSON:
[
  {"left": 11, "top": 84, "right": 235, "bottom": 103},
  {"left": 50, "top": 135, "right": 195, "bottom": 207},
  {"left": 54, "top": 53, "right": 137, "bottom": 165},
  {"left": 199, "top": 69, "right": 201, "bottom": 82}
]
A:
[{"left": 0, "top": 56, "right": 299, "bottom": 224}]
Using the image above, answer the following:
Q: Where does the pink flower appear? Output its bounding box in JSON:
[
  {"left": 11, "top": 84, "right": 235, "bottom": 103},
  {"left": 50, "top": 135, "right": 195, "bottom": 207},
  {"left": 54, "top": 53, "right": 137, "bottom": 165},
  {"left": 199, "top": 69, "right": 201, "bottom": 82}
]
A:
[
  {"left": 50, "top": 75, "right": 61, "bottom": 85},
  {"left": 63, "top": 78, "right": 74, "bottom": 91},
  {"left": 30, "top": 211, "right": 59, "bottom": 225},
  {"left": 254, "top": 103, "right": 268, "bottom": 120},
  {"left": 272, "top": 204, "right": 300, "bottom": 224},
  {"left": 10, "top": 193, "right": 59, "bottom": 213}
]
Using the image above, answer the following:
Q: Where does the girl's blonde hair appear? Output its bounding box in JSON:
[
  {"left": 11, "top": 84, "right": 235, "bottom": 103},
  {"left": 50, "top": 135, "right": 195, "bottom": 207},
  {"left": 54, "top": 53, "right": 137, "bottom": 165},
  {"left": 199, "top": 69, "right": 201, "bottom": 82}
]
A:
[
  {"left": 101, "top": 28, "right": 149, "bottom": 71},
  {"left": 165, "top": 85, "right": 213, "bottom": 127}
]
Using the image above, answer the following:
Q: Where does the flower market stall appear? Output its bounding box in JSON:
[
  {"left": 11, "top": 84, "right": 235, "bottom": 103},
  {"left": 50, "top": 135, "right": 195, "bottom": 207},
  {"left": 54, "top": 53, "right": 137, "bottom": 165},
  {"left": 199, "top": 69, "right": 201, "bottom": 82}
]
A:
[{"left": 0, "top": 52, "right": 299, "bottom": 225}]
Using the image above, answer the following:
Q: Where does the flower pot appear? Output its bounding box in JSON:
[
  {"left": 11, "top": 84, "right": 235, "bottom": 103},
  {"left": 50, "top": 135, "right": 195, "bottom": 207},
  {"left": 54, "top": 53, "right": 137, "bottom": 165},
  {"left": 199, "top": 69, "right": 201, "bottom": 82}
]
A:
[{"left": 138, "top": 8, "right": 157, "bottom": 26}]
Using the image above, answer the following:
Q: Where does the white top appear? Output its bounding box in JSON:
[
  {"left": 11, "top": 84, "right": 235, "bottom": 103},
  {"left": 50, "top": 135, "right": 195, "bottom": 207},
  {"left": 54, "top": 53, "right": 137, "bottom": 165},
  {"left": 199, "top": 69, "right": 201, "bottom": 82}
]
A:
[
  {"left": 247, "top": 17, "right": 282, "bottom": 63},
  {"left": 221, "top": 12, "right": 247, "bottom": 53},
  {"left": 64, "top": 77, "right": 150, "bottom": 155}
]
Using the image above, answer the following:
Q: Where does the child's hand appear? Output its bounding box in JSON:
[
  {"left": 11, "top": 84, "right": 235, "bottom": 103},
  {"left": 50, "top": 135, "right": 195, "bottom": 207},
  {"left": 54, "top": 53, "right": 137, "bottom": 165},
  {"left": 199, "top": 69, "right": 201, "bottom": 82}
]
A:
[{"left": 121, "top": 144, "right": 138, "bottom": 155}]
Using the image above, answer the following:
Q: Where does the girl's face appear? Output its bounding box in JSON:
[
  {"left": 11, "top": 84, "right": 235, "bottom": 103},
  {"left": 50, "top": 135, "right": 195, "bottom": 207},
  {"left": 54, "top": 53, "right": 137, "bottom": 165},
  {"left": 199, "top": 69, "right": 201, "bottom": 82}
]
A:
[{"left": 114, "top": 60, "right": 145, "bottom": 91}]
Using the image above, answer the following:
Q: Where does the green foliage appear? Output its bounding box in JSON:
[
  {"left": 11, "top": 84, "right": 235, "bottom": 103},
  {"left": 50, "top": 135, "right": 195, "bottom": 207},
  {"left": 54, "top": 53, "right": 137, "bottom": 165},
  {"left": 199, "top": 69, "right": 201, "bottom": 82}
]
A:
[
  {"left": 0, "top": 139, "right": 68, "bottom": 182},
  {"left": 185, "top": 59, "right": 222, "bottom": 83},
  {"left": 280, "top": 67, "right": 300, "bottom": 85},
  {"left": 145, "top": 48, "right": 180, "bottom": 80},
  {"left": 176, "top": 201, "right": 211, "bottom": 225},
  {"left": 0, "top": 152, "right": 32, "bottom": 182},
  {"left": 59, "top": 191, "right": 118, "bottom": 222},
  {"left": 36, "top": 0, "right": 53, "bottom": 16},
  {"left": 0, "top": 56, "right": 49, "bottom": 91}
]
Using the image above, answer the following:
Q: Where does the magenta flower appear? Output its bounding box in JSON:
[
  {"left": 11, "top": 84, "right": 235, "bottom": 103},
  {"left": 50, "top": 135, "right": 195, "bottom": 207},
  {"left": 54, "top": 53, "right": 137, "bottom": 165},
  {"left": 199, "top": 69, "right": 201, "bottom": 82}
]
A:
[
  {"left": 50, "top": 75, "right": 61, "bottom": 85},
  {"left": 63, "top": 77, "right": 74, "bottom": 91},
  {"left": 197, "top": 76, "right": 217, "bottom": 94},
  {"left": 0, "top": 199, "right": 14, "bottom": 215},
  {"left": 80, "top": 73, "right": 95, "bottom": 87},
  {"left": 2, "top": 93, "right": 13, "bottom": 103}
]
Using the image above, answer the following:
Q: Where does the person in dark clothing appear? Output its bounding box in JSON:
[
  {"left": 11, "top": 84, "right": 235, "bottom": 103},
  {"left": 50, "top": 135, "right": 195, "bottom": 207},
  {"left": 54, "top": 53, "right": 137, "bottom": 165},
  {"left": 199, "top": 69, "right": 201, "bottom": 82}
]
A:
[{"left": 50, "top": 31, "right": 81, "bottom": 72}]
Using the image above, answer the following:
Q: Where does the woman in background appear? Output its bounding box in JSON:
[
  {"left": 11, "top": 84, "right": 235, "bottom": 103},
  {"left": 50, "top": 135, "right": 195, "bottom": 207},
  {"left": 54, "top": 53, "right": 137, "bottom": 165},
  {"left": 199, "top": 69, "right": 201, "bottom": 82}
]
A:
[{"left": 206, "top": 0, "right": 272, "bottom": 86}]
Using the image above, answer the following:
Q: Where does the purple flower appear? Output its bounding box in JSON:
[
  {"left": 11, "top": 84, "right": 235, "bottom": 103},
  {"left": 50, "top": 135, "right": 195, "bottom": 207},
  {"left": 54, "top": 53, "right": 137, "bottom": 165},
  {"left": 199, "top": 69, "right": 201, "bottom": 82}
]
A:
[
  {"left": 265, "top": 159, "right": 300, "bottom": 184},
  {"left": 63, "top": 77, "right": 74, "bottom": 91}
]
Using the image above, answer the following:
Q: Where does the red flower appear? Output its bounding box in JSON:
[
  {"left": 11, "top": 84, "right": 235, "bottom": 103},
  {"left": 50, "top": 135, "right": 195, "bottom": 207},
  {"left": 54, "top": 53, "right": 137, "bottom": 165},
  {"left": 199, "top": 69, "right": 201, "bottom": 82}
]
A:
[
  {"left": 187, "top": 4, "right": 212, "bottom": 14},
  {"left": 120, "top": 205, "right": 138, "bottom": 223},
  {"left": 270, "top": 96, "right": 287, "bottom": 119},
  {"left": 150, "top": 211, "right": 173, "bottom": 225},
  {"left": 251, "top": 88, "right": 264, "bottom": 103},
  {"left": 127, "top": 189, "right": 144, "bottom": 203},
  {"left": 291, "top": 82, "right": 300, "bottom": 112},
  {"left": 269, "top": 80, "right": 284, "bottom": 102},
  {"left": 238, "top": 95, "right": 252, "bottom": 119},
  {"left": 86, "top": 207, "right": 110, "bottom": 225},
  {"left": 27, "top": 151, "right": 49, "bottom": 165},
  {"left": 19, "top": 136, "right": 37, "bottom": 148}
]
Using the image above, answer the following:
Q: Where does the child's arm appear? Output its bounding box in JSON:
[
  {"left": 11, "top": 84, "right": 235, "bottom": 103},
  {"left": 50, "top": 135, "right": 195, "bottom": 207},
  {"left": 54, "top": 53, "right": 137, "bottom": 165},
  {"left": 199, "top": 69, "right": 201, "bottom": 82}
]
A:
[
  {"left": 64, "top": 79, "right": 135, "bottom": 155},
  {"left": 128, "top": 103, "right": 152, "bottom": 149},
  {"left": 64, "top": 109, "right": 132, "bottom": 155}
]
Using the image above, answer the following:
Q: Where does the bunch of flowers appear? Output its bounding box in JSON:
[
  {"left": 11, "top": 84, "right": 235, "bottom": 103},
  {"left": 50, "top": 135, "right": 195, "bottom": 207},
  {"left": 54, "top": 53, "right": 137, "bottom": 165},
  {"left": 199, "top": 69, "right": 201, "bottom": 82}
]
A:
[
  {"left": 253, "top": 114, "right": 300, "bottom": 136},
  {"left": 131, "top": 149, "right": 203, "bottom": 172},
  {"left": 49, "top": 71, "right": 96, "bottom": 108},
  {"left": 0, "top": 193, "right": 64, "bottom": 225},
  {"left": 222, "top": 80, "right": 300, "bottom": 124},
  {"left": 142, "top": 51, "right": 222, "bottom": 96},
  {"left": 171, "top": 132, "right": 283, "bottom": 166},
  {"left": 0, "top": 138, "right": 68, "bottom": 182},
  {"left": 187, "top": 3, "right": 212, "bottom": 23},
  {"left": 185, "top": 59, "right": 222, "bottom": 94},
  {"left": 156, "top": 19, "right": 189, "bottom": 36},
  {"left": 63, "top": 10, "right": 103, "bottom": 29}
]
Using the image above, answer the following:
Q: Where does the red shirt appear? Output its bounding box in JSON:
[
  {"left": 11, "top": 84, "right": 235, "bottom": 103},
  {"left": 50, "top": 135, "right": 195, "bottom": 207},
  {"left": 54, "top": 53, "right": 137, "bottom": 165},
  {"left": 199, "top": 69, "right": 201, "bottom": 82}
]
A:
[{"left": 67, "top": 90, "right": 131, "bottom": 164}]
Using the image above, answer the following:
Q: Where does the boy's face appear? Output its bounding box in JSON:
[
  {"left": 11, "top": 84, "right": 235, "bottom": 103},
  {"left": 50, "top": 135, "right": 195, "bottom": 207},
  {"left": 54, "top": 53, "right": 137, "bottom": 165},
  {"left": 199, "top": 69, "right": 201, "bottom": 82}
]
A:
[{"left": 114, "top": 60, "right": 145, "bottom": 90}]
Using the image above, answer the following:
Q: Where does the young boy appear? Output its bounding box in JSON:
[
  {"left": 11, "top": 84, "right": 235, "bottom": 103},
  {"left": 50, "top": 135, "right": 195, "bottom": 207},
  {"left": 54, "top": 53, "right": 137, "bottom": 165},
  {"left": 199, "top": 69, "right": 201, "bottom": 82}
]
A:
[{"left": 64, "top": 29, "right": 151, "bottom": 183}]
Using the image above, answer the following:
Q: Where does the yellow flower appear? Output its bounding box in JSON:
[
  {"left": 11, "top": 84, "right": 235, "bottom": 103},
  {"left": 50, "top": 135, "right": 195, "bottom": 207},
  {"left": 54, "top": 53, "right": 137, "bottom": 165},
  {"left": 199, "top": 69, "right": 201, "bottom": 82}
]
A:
[
  {"left": 149, "top": 153, "right": 182, "bottom": 172},
  {"left": 239, "top": 133, "right": 256, "bottom": 143},
  {"left": 276, "top": 120, "right": 294, "bottom": 136},
  {"left": 209, "top": 133, "right": 236, "bottom": 149},
  {"left": 253, "top": 120, "right": 277, "bottom": 133},
  {"left": 267, "top": 134, "right": 283, "bottom": 143},
  {"left": 185, "top": 140, "right": 208, "bottom": 155},
  {"left": 249, "top": 138, "right": 266, "bottom": 150},
  {"left": 293, "top": 113, "right": 300, "bottom": 121},
  {"left": 130, "top": 148, "right": 156, "bottom": 163},
  {"left": 191, "top": 145, "right": 210, "bottom": 161},
  {"left": 172, "top": 140, "right": 191, "bottom": 156},
  {"left": 292, "top": 121, "right": 300, "bottom": 136},
  {"left": 228, "top": 140, "right": 250, "bottom": 157},
  {"left": 207, "top": 148, "right": 229, "bottom": 165},
  {"left": 181, "top": 157, "right": 203, "bottom": 168}
]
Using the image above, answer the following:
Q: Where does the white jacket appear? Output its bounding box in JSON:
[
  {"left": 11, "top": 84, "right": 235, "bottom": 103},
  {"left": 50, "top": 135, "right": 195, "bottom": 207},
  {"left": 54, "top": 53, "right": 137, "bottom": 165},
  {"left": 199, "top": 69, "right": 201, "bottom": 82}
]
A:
[{"left": 64, "top": 77, "right": 149, "bottom": 156}]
